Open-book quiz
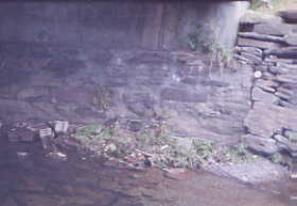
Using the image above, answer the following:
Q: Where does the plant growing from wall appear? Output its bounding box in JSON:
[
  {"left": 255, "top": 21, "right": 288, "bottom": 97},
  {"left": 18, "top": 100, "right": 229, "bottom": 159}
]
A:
[{"left": 186, "top": 23, "right": 233, "bottom": 76}]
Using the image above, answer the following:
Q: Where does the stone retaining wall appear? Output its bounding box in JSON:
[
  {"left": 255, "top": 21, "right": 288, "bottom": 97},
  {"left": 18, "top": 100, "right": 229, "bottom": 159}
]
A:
[
  {"left": 0, "top": 1, "right": 250, "bottom": 145},
  {"left": 235, "top": 10, "right": 297, "bottom": 157}
]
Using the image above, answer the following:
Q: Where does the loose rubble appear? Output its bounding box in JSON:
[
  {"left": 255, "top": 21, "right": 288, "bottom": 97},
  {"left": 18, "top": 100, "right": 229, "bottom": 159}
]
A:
[
  {"left": 7, "top": 127, "right": 36, "bottom": 143},
  {"left": 5, "top": 121, "right": 70, "bottom": 161}
]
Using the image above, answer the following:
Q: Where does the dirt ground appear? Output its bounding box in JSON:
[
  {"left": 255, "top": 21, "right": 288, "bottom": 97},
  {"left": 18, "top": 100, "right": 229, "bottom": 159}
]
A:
[{"left": 0, "top": 140, "right": 295, "bottom": 206}]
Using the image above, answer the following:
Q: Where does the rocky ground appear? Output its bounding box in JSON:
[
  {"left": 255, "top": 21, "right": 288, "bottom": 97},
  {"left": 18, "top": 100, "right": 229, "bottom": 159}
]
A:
[{"left": 0, "top": 118, "right": 290, "bottom": 186}]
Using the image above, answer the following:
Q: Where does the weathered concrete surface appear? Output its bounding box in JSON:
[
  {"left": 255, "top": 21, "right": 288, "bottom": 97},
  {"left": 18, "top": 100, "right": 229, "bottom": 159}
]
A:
[{"left": 0, "top": 1, "right": 248, "bottom": 50}]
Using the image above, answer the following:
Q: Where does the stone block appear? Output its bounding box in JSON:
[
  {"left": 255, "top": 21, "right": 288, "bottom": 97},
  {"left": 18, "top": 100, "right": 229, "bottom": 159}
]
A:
[
  {"left": 16, "top": 87, "right": 49, "bottom": 101},
  {"left": 255, "top": 79, "right": 277, "bottom": 93},
  {"left": 161, "top": 88, "right": 207, "bottom": 103},
  {"left": 243, "top": 134, "right": 278, "bottom": 156},
  {"left": 268, "top": 66, "right": 287, "bottom": 75},
  {"left": 253, "top": 19, "right": 293, "bottom": 36},
  {"left": 238, "top": 32, "right": 285, "bottom": 44},
  {"left": 7, "top": 129, "right": 19, "bottom": 143},
  {"left": 39, "top": 127, "right": 54, "bottom": 149},
  {"left": 276, "top": 74, "right": 297, "bottom": 84},
  {"left": 265, "top": 56, "right": 297, "bottom": 65},
  {"left": 275, "top": 87, "right": 293, "bottom": 100},
  {"left": 234, "top": 54, "right": 252, "bottom": 65},
  {"left": 273, "top": 134, "right": 290, "bottom": 145},
  {"left": 252, "top": 87, "right": 278, "bottom": 104},
  {"left": 7, "top": 127, "right": 35, "bottom": 143},
  {"left": 54, "top": 121, "right": 69, "bottom": 134},
  {"left": 278, "top": 10, "right": 297, "bottom": 24},
  {"left": 237, "top": 37, "right": 280, "bottom": 50},
  {"left": 235, "top": 46, "right": 263, "bottom": 57},
  {"left": 264, "top": 47, "right": 297, "bottom": 59},
  {"left": 285, "top": 34, "right": 297, "bottom": 46},
  {"left": 123, "top": 92, "right": 156, "bottom": 117},
  {"left": 240, "top": 51, "right": 262, "bottom": 65},
  {"left": 240, "top": 10, "right": 280, "bottom": 26},
  {"left": 283, "top": 130, "right": 297, "bottom": 143},
  {"left": 244, "top": 102, "right": 297, "bottom": 139}
]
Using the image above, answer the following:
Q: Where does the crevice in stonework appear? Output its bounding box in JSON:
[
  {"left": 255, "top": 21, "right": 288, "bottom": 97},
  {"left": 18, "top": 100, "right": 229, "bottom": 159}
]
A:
[{"left": 249, "top": 74, "right": 257, "bottom": 110}]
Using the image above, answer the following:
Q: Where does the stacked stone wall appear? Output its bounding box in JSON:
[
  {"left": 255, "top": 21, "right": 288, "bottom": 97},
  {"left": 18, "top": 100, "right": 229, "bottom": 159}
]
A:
[{"left": 235, "top": 11, "right": 297, "bottom": 159}]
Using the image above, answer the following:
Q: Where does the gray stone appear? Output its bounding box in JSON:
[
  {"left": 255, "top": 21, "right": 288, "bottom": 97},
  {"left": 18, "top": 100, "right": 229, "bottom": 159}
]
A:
[
  {"left": 277, "top": 62, "right": 297, "bottom": 69},
  {"left": 276, "top": 140, "right": 297, "bottom": 156},
  {"left": 275, "top": 87, "right": 293, "bottom": 100},
  {"left": 47, "top": 151, "right": 67, "bottom": 161},
  {"left": 127, "top": 121, "right": 142, "bottom": 132},
  {"left": 44, "top": 58, "right": 85, "bottom": 77},
  {"left": 268, "top": 66, "right": 288, "bottom": 75},
  {"left": 259, "top": 71, "right": 276, "bottom": 82},
  {"left": 253, "top": 19, "right": 293, "bottom": 36},
  {"left": 161, "top": 88, "right": 207, "bottom": 103},
  {"left": 7, "top": 129, "right": 19, "bottom": 143},
  {"left": 181, "top": 77, "right": 200, "bottom": 85},
  {"left": 283, "top": 130, "right": 297, "bottom": 143},
  {"left": 255, "top": 65, "right": 269, "bottom": 73},
  {"left": 265, "top": 47, "right": 297, "bottom": 59},
  {"left": 268, "top": 63, "right": 297, "bottom": 76},
  {"left": 285, "top": 34, "right": 297, "bottom": 46},
  {"left": 255, "top": 79, "right": 277, "bottom": 93},
  {"left": 265, "top": 56, "right": 297, "bottom": 65},
  {"left": 54, "top": 121, "right": 69, "bottom": 134},
  {"left": 17, "top": 151, "right": 29, "bottom": 160},
  {"left": 261, "top": 61, "right": 275, "bottom": 67},
  {"left": 276, "top": 74, "right": 297, "bottom": 84},
  {"left": 278, "top": 10, "right": 297, "bottom": 24},
  {"left": 7, "top": 127, "right": 35, "bottom": 143},
  {"left": 252, "top": 87, "right": 278, "bottom": 104},
  {"left": 240, "top": 10, "right": 280, "bottom": 25},
  {"left": 240, "top": 52, "right": 263, "bottom": 65},
  {"left": 234, "top": 54, "right": 252, "bottom": 65},
  {"left": 39, "top": 127, "right": 55, "bottom": 149},
  {"left": 290, "top": 165, "right": 297, "bottom": 179},
  {"left": 199, "top": 80, "right": 229, "bottom": 88},
  {"left": 243, "top": 134, "right": 278, "bottom": 156},
  {"left": 235, "top": 46, "right": 263, "bottom": 57},
  {"left": 123, "top": 92, "right": 156, "bottom": 117},
  {"left": 16, "top": 87, "right": 49, "bottom": 101},
  {"left": 278, "top": 100, "right": 296, "bottom": 109},
  {"left": 238, "top": 32, "right": 285, "bottom": 44},
  {"left": 273, "top": 134, "right": 290, "bottom": 145},
  {"left": 237, "top": 38, "right": 281, "bottom": 50},
  {"left": 39, "top": 127, "right": 54, "bottom": 139},
  {"left": 244, "top": 102, "right": 297, "bottom": 139}
]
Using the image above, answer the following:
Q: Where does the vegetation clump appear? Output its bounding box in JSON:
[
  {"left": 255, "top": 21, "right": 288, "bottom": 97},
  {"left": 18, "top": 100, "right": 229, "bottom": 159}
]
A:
[
  {"left": 186, "top": 23, "right": 233, "bottom": 71},
  {"left": 71, "top": 122, "right": 257, "bottom": 170}
]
